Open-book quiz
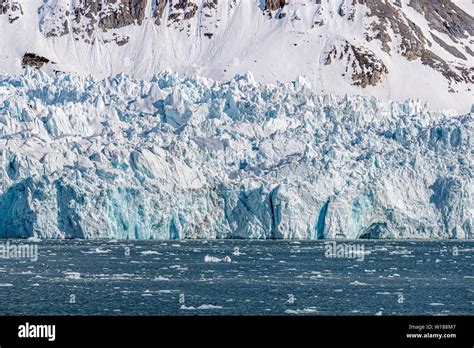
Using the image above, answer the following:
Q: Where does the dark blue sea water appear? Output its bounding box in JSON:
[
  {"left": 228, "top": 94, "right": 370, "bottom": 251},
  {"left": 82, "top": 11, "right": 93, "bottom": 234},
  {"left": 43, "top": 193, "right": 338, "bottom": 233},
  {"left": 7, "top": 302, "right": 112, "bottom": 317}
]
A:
[{"left": 0, "top": 240, "right": 472, "bottom": 315}]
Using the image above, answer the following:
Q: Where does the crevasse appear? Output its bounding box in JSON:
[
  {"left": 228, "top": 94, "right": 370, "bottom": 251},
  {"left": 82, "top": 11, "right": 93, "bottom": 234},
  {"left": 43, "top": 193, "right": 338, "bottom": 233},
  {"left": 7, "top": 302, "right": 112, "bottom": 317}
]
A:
[{"left": 0, "top": 69, "right": 472, "bottom": 239}]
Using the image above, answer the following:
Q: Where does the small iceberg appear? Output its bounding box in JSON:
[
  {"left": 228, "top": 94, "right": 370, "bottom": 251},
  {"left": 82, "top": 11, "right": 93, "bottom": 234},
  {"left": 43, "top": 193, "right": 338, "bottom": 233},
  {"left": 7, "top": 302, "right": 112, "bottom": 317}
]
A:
[{"left": 204, "top": 255, "right": 232, "bottom": 263}]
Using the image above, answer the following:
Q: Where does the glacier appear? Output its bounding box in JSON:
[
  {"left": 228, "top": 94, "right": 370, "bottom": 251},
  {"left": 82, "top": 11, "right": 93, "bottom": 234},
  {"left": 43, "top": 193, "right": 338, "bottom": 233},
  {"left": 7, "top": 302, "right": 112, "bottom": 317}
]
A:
[{"left": 0, "top": 69, "right": 472, "bottom": 239}]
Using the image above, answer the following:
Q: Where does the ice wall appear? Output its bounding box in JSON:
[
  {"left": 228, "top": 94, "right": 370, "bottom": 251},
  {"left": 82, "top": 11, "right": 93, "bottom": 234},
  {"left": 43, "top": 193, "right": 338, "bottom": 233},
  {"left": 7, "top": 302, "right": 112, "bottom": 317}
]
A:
[{"left": 0, "top": 69, "right": 472, "bottom": 239}]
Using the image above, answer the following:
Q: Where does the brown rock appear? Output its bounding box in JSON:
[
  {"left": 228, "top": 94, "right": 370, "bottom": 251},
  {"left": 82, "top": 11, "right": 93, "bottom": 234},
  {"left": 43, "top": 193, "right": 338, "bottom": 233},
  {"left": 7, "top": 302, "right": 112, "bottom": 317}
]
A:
[
  {"left": 22, "top": 53, "right": 51, "bottom": 69},
  {"left": 325, "top": 41, "right": 388, "bottom": 88},
  {"left": 264, "top": 0, "right": 288, "bottom": 12},
  {"left": 154, "top": 0, "right": 168, "bottom": 25}
]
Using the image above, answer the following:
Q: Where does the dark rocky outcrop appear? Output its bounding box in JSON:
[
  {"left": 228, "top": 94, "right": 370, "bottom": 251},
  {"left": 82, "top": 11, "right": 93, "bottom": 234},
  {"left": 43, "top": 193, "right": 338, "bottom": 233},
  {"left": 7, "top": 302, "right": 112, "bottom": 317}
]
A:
[
  {"left": 431, "top": 34, "right": 467, "bottom": 61},
  {"left": 264, "top": 0, "right": 288, "bottom": 12},
  {"left": 153, "top": 0, "right": 168, "bottom": 25},
  {"left": 262, "top": 0, "right": 288, "bottom": 18},
  {"left": 99, "top": 0, "right": 148, "bottom": 30},
  {"left": 40, "top": 0, "right": 147, "bottom": 43},
  {"left": 0, "top": 0, "right": 22, "bottom": 23},
  {"left": 359, "top": 0, "right": 473, "bottom": 85},
  {"left": 325, "top": 41, "right": 388, "bottom": 88},
  {"left": 168, "top": 0, "right": 198, "bottom": 22},
  {"left": 22, "top": 53, "right": 50, "bottom": 69},
  {"left": 408, "top": 0, "right": 474, "bottom": 40}
]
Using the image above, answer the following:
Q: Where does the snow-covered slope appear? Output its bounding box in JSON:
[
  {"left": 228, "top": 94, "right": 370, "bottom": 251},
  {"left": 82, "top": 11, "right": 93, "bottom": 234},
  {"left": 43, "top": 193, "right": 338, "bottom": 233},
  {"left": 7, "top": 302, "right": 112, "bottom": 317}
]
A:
[
  {"left": 0, "top": 0, "right": 472, "bottom": 113},
  {"left": 0, "top": 70, "right": 472, "bottom": 239}
]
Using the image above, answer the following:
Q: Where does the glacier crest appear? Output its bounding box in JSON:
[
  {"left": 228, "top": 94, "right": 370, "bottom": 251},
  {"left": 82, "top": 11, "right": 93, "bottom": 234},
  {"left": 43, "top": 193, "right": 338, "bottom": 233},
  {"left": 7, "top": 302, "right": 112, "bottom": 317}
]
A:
[{"left": 0, "top": 69, "right": 472, "bottom": 239}]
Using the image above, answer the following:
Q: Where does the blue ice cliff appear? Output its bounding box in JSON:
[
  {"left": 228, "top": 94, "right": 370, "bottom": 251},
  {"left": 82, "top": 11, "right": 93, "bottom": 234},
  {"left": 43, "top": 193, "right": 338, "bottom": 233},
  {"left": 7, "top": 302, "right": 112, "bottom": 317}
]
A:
[{"left": 0, "top": 70, "right": 472, "bottom": 239}]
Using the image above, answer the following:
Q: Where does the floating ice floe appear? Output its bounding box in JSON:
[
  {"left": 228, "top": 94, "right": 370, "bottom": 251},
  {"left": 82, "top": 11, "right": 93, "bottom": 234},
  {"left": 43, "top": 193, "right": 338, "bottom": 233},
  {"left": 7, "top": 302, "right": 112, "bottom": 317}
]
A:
[
  {"left": 180, "top": 304, "right": 223, "bottom": 310},
  {"left": 153, "top": 276, "right": 170, "bottom": 281},
  {"left": 285, "top": 307, "right": 318, "bottom": 315},
  {"left": 350, "top": 281, "right": 368, "bottom": 286},
  {"left": 64, "top": 272, "right": 81, "bottom": 280},
  {"left": 141, "top": 250, "right": 160, "bottom": 255},
  {"left": 204, "top": 255, "right": 232, "bottom": 263}
]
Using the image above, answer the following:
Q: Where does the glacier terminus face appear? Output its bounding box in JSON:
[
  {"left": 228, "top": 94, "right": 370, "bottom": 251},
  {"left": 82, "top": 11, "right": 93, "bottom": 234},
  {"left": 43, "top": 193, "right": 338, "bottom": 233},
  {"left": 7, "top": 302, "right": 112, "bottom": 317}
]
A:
[{"left": 0, "top": 69, "right": 472, "bottom": 239}]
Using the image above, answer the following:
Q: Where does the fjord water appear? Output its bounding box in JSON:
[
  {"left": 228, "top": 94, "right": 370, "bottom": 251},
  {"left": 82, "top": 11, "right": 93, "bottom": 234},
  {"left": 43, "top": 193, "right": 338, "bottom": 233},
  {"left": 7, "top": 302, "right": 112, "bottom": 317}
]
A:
[{"left": 0, "top": 240, "right": 472, "bottom": 315}]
